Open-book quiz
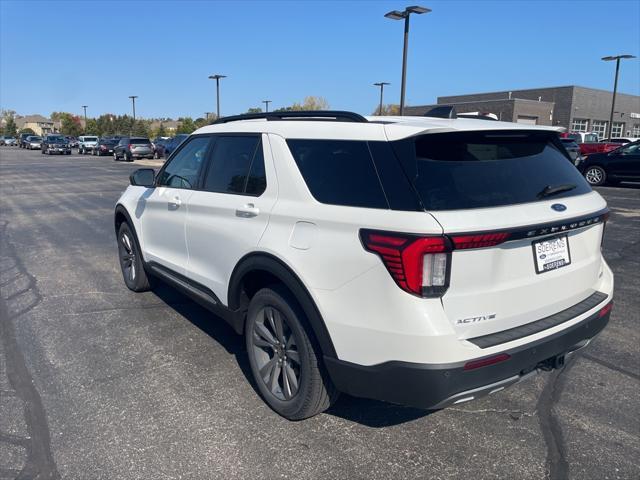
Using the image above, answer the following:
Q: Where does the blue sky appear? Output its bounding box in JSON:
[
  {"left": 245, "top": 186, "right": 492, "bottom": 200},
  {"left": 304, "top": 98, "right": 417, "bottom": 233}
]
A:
[{"left": 1, "top": 0, "right": 639, "bottom": 119}]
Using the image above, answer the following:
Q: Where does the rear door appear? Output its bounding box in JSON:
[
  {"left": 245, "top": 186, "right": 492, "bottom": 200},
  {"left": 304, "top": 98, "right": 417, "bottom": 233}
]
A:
[
  {"left": 390, "top": 130, "right": 607, "bottom": 340},
  {"left": 606, "top": 142, "right": 640, "bottom": 178},
  {"left": 185, "top": 134, "right": 277, "bottom": 302},
  {"left": 139, "top": 135, "right": 211, "bottom": 274}
]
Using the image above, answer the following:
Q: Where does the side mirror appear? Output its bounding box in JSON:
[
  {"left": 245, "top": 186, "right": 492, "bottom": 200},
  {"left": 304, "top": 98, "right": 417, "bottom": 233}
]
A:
[{"left": 130, "top": 168, "right": 155, "bottom": 187}]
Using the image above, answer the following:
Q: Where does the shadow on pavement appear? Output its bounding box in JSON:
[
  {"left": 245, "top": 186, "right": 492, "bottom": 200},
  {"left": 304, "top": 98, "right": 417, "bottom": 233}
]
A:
[{"left": 150, "top": 280, "right": 432, "bottom": 427}]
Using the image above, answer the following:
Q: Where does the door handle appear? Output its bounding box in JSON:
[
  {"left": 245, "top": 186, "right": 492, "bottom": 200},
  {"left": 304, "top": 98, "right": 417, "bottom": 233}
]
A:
[
  {"left": 236, "top": 203, "right": 259, "bottom": 218},
  {"left": 168, "top": 196, "right": 182, "bottom": 210}
]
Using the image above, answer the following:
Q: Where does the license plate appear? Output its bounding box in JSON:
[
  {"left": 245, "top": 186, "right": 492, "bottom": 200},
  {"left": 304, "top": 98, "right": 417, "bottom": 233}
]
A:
[
  {"left": 108, "top": 149, "right": 113, "bottom": 153},
  {"left": 532, "top": 235, "right": 571, "bottom": 274}
]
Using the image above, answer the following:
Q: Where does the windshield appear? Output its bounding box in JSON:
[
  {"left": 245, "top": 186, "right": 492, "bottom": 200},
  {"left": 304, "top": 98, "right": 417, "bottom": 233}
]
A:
[
  {"left": 83, "top": 137, "right": 98, "bottom": 142},
  {"left": 130, "top": 138, "right": 150, "bottom": 144},
  {"left": 29, "top": 137, "right": 42, "bottom": 141},
  {"left": 391, "top": 130, "right": 592, "bottom": 211},
  {"left": 47, "top": 136, "right": 65, "bottom": 143}
]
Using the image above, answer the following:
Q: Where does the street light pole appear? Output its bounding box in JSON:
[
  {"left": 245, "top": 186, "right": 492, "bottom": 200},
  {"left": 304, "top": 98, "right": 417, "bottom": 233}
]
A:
[
  {"left": 373, "top": 82, "right": 390, "bottom": 115},
  {"left": 128, "top": 96, "right": 138, "bottom": 135},
  {"left": 385, "top": 6, "right": 431, "bottom": 116},
  {"left": 262, "top": 100, "right": 272, "bottom": 113},
  {"left": 208, "top": 74, "right": 227, "bottom": 119},
  {"left": 81, "top": 105, "right": 88, "bottom": 132},
  {"left": 602, "top": 55, "right": 636, "bottom": 139}
]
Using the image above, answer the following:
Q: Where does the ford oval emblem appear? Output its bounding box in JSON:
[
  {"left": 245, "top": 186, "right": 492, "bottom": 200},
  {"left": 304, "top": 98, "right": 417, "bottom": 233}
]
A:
[{"left": 551, "top": 203, "right": 567, "bottom": 212}]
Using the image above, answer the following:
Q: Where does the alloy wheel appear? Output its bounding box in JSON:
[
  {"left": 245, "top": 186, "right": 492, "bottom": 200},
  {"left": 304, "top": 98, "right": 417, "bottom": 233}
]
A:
[
  {"left": 119, "top": 232, "right": 136, "bottom": 282},
  {"left": 251, "top": 306, "right": 301, "bottom": 401},
  {"left": 585, "top": 167, "right": 604, "bottom": 185}
]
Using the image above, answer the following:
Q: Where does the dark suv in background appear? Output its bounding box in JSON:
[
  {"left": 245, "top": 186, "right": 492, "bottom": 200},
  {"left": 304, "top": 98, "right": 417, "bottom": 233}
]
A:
[
  {"left": 41, "top": 134, "right": 71, "bottom": 155},
  {"left": 113, "top": 137, "right": 154, "bottom": 161}
]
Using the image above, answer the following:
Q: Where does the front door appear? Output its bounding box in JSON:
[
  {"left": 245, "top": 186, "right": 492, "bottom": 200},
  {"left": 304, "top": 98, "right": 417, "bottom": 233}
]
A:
[{"left": 140, "top": 135, "right": 212, "bottom": 274}]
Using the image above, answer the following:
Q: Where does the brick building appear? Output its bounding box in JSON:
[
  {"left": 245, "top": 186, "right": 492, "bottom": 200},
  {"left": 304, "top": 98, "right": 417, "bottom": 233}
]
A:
[{"left": 406, "top": 86, "right": 640, "bottom": 139}]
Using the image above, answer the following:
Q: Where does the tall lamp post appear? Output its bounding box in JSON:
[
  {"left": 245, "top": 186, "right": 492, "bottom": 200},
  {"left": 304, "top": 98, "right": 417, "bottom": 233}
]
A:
[
  {"left": 81, "top": 105, "right": 88, "bottom": 132},
  {"left": 373, "top": 82, "right": 390, "bottom": 115},
  {"left": 384, "top": 5, "right": 431, "bottom": 116},
  {"left": 208, "top": 74, "right": 227, "bottom": 119},
  {"left": 601, "top": 54, "right": 636, "bottom": 139},
  {"left": 128, "top": 96, "right": 138, "bottom": 135},
  {"left": 262, "top": 100, "right": 272, "bottom": 113}
]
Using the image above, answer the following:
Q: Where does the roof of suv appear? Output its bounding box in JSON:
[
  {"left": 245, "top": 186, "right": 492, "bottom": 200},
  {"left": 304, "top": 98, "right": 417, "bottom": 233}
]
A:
[{"left": 194, "top": 114, "right": 563, "bottom": 141}]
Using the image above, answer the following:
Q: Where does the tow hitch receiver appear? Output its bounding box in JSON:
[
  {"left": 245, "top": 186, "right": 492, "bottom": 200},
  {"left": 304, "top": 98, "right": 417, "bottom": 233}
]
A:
[{"left": 539, "top": 354, "right": 566, "bottom": 371}]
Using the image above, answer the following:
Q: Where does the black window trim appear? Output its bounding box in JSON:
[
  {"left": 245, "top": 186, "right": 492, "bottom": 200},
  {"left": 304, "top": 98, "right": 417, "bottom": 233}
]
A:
[{"left": 198, "top": 132, "right": 267, "bottom": 198}]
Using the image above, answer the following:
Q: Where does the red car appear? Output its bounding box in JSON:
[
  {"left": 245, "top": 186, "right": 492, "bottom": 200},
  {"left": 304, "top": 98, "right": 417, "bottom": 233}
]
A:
[{"left": 560, "top": 132, "right": 619, "bottom": 156}]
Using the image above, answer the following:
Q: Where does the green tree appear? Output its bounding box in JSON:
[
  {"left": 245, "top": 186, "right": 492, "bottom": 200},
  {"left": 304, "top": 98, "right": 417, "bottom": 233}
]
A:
[
  {"left": 132, "top": 120, "right": 150, "bottom": 137},
  {"left": 4, "top": 116, "right": 17, "bottom": 136},
  {"left": 157, "top": 123, "right": 167, "bottom": 137},
  {"left": 60, "top": 113, "right": 83, "bottom": 136},
  {"left": 85, "top": 118, "right": 99, "bottom": 135},
  {"left": 194, "top": 117, "right": 209, "bottom": 129},
  {"left": 176, "top": 117, "right": 196, "bottom": 134},
  {"left": 246, "top": 107, "right": 263, "bottom": 114}
]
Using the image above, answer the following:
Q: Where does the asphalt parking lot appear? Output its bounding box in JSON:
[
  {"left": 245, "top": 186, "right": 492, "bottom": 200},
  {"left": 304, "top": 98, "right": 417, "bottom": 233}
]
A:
[{"left": 0, "top": 147, "right": 638, "bottom": 480}]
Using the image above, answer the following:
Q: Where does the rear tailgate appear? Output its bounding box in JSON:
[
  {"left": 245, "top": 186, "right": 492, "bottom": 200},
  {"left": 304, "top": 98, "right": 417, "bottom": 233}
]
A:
[
  {"left": 387, "top": 128, "right": 608, "bottom": 340},
  {"left": 432, "top": 193, "right": 607, "bottom": 339}
]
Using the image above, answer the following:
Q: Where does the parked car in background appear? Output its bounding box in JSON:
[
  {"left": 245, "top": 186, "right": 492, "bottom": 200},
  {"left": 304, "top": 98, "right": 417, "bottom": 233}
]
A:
[
  {"left": 113, "top": 137, "right": 154, "bottom": 161},
  {"left": 603, "top": 137, "right": 638, "bottom": 145},
  {"left": 93, "top": 138, "right": 118, "bottom": 156},
  {"left": 560, "top": 138, "right": 582, "bottom": 164},
  {"left": 563, "top": 132, "right": 599, "bottom": 144},
  {"left": 66, "top": 136, "right": 79, "bottom": 148},
  {"left": 151, "top": 137, "right": 169, "bottom": 158},
  {"left": 25, "top": 136, "right": 42, "bottom": 149},
  {"left": 41, "top": 134, "right": 71, "bottom": 155},
  {"left": 78, "top": 135, "right": 99, "bottom": 154},
  {"left": 577, "top": 140, "right": 640, "bottom": 186},
  {"left": 0, "top": 135, "right": 17, "bottom": 146},
  {"left": 579, "top": 140, "right": 620, "bottom": 156},
  {"left": 19, "top": 133, "right": 34, "bottom": 148},
  {"left": 162, "top": 134, "right": 189, "bottom": 157}
]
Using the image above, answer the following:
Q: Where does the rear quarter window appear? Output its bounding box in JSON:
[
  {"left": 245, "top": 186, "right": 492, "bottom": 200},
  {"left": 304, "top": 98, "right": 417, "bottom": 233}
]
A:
[{"left": 286, "top": 139, "right": 388, "bottom": 209}]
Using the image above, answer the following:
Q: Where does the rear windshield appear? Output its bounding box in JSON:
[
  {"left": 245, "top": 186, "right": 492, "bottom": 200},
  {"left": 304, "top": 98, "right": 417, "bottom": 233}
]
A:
[
  {"left": 398, "top": 131, "right": 591, "bottom": 210},
  {"left": 83, "top": 137, "right": 98, "bottom": 141},
  {"left": 130, "top": 138, "right": 150, "bottom": 144},
  {"left": 47, "top": 136, "right": 65, "bottom": 143}
]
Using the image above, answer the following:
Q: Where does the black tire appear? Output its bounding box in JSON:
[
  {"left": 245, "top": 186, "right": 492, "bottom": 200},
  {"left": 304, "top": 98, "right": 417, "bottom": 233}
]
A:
[
  {"left": 113, "top": 151, "right": 119, "bottom": 161},
  {"left": 245, "top": 286, "right": 338, "bottom": 420},
  {"left": 126, "top": 152, "right": 133, "bottom": 162},
  {"left": 117, "top": 222, "right": 152, "bottom": 292},
  {"left": 584, "top": 165, "right": 606, "bottom": 186},
  {"left": 41, "top": 148, "right": 45, "bottom": 154}
]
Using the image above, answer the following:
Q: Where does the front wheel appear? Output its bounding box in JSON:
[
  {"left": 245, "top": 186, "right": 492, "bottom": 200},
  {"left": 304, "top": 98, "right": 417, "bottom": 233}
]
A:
[
  {"left": 585, "top": 166, "right": 606, "bottom": 186},
  {"left": 117, "top": 222, "right": 152, "bottom": 292},
  {"left": 245, "top": 286, "right": 338, "bottom": 420}
]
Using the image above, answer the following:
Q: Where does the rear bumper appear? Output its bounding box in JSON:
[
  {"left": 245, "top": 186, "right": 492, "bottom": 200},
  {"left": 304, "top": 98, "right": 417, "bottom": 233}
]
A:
[{"left": 325, "top": 303, "right": 611, "bottom": 409}]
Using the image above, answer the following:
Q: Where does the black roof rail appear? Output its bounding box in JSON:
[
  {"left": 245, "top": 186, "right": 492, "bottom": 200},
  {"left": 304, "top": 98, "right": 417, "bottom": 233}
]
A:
[
  {"left": 213, "top": 110, "right": 368, "bottom": 124},
  {"left": 423, "top": 105, "right": 457, "bottom": 119}
]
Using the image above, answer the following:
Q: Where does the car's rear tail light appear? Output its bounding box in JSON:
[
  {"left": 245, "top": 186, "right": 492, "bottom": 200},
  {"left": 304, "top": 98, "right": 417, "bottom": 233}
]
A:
[
  {"left": 360, "top": 230, "right": 451, "bottom": 297},
  {"left": 128, "top": 144, "right": 133, "bottom": 150},
  {"left": 464, "top": 353, "right": 511, "bottom": 371},
  {"left": 598, "top": 301, "right": 613, "bottom": 318}
]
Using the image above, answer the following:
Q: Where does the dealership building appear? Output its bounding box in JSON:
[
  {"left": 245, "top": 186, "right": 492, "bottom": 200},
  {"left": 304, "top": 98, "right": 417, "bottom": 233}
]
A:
[{"left": 405, "top": 85, "right": 640, "bottom": 139}]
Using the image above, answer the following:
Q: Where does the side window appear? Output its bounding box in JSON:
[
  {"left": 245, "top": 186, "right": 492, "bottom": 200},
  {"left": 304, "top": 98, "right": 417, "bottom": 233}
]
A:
[
  {"left": 286, "top": 139, "right": 388, "bottom": 209},
  {"left": 157, "top": 136, "right": 210, "bottom": 189},
  {"left": 245, "top": 144, "right": 266, "bottom": 196},
  {"left": 203, "top": 136, "right": 263, "bottom": 195}
]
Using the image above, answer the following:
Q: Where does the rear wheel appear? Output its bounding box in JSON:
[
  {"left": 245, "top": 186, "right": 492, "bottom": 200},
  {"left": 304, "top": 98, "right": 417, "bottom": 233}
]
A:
[
  {"left": 585, "top": 166, "right": 606, "bottom": 186},
  {"left": 245, "top": 286, "right": 338, "bottom": 420},
  {"left": 113, "top": 151, "right": 119, "bottom": 161},
  {"left": 117, "top": 222, "right": 152, "bottom": 292}
]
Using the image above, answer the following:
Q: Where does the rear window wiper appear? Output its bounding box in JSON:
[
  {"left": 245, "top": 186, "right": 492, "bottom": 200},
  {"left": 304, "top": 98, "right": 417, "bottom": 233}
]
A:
[{"left": 537, "top": 183, "right": 576, "bottom": 199}]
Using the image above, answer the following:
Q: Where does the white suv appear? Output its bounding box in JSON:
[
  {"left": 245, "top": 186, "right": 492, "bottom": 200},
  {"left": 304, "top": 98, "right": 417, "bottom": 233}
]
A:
[{"left": 114, "top": 110, "right": 614, "bottom": 420}]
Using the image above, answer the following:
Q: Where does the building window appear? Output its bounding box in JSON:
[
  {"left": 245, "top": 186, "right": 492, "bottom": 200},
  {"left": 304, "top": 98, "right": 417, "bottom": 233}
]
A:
[
  {"left": 611, "top": 122, "right": 625, "bottom": 138},
  {"left": 570, "top": 118, "right": 589, "bottom": 133},
  {"left": 632, "top": 124, "right": 640, "bottom": 137},
  {"left": 591, "top": 120, "right": 608, "bottom": 140}
]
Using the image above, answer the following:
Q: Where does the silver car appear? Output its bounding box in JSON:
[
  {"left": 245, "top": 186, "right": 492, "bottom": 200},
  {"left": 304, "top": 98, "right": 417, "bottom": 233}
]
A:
[{"left": 26, "top": 136, "right": 42, "bottom": 149}]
